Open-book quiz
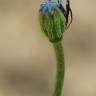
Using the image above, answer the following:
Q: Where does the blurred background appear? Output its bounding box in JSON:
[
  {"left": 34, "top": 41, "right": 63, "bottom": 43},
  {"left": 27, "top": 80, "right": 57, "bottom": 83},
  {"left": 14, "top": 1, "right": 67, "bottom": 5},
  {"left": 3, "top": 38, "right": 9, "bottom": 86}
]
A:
[{"left": 0, "top": 0, "right": 96, "bottom": 96}]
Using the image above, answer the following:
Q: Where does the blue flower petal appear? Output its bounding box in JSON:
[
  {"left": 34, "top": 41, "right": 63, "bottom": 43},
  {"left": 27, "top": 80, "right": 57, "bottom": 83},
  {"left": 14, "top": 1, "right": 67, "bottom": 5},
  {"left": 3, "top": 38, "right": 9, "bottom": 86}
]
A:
[
  {"left": 39, "top": 0, "right": 60, "bottom": 15},
  {"left": 46, "top": 0, "right": 52, "bottom": 14},
  {"left": 39, "top": 5, "right": 45, "bottom": 12},
  {"left": 41, "top": 7, "right": 47, "bottom": 14}
]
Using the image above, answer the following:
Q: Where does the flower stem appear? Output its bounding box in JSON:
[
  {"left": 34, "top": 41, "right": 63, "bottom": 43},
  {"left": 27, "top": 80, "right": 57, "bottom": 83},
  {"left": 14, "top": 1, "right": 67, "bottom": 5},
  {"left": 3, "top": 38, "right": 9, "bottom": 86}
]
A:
[{"left": 53, "top": 41, "right": 65, "bottom": 96}]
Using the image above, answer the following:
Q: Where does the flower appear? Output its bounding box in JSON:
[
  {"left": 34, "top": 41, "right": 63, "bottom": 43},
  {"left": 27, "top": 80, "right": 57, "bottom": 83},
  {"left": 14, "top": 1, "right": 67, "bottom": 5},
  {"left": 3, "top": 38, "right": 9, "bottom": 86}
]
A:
[
  {"left": 39, "top": 0, "right": 60, "bottom": 15},
  {"left": 39, "top": 0, "right": 73, "bottom": 42},
  {"left": 39, "top": 0, "right": 65, "bottom": 42}
]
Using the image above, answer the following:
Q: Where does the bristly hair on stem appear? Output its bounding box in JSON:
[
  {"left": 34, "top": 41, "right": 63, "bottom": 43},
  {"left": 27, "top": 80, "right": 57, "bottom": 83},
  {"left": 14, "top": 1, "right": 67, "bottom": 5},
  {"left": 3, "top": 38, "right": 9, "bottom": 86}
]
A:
[{"left": 53, "top": 41, "right": 65, "bottom": 96}]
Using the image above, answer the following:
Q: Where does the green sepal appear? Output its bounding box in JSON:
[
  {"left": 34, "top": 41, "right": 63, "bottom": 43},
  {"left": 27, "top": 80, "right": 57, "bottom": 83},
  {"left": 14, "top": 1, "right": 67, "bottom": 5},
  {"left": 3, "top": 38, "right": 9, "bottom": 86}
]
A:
[{"left": 39, "top": 9, "right": 65, "bottom": 43}]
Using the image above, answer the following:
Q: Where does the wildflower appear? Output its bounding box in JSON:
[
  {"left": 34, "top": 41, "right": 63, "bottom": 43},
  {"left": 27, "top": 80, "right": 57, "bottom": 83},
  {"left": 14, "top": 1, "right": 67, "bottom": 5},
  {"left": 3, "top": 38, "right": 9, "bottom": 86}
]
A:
[
  {"left": 38, "top": 1, "right": 73, "bottom": 96},
  {"left": 39, "top": 0, "right": 65, "bottom": 42}
]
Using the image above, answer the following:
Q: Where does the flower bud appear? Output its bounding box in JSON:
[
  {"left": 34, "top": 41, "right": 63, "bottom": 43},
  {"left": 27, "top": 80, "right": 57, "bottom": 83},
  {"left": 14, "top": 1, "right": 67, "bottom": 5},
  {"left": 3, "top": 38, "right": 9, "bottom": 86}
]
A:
[{"left": 39, "top": 9, "right": 65, "bottom": 43}]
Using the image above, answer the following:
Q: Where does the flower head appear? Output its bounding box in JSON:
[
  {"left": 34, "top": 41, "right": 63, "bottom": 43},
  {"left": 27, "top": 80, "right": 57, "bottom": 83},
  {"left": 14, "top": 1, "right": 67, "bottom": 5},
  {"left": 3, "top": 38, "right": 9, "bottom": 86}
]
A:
[
  {"left": 39, "top": 0, "right": 73, "bottom": 42},
  {"left": 39, "top": 0, "right": 60, "bottom": 15}
]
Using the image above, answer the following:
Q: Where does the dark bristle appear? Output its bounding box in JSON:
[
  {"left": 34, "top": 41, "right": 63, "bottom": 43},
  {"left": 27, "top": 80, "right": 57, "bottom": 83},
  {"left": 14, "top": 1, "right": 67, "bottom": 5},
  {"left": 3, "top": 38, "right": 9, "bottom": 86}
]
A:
[{"left": 59, "top": 0, "right": 73, "bottom": 29}]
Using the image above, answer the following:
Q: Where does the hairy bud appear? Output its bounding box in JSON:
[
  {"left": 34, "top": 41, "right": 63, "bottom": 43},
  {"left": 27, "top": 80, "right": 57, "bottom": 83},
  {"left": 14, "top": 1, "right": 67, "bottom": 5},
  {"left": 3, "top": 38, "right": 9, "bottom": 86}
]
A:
[{"left": 39, "top": 9, "right": 65, "bottom": 43}]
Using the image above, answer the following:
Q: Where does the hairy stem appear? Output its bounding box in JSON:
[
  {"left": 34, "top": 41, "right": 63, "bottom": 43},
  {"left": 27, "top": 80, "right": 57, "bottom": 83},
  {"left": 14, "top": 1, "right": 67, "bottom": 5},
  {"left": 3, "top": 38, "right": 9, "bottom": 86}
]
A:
[{"left": 53, "top": 41, "right": 65, "bottom": 96}]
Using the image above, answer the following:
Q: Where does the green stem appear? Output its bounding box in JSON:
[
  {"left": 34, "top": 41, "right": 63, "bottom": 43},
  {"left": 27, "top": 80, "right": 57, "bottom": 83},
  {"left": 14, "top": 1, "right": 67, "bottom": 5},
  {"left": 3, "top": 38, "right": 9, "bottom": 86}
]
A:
[{"left": 53, "top": 41, "right": 65, "bottom": 96}]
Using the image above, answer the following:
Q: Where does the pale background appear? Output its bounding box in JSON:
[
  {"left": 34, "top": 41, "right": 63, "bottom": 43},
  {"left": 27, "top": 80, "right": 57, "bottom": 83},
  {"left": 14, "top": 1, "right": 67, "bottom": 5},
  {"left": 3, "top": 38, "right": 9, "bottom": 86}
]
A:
[{"left": 0, "top": 0, "right": 96, "bottom": 96}]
